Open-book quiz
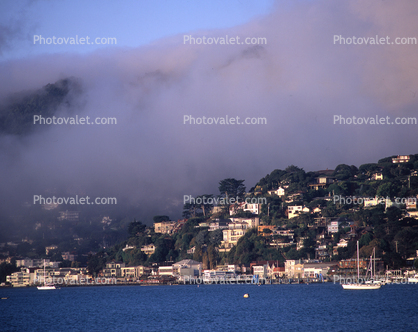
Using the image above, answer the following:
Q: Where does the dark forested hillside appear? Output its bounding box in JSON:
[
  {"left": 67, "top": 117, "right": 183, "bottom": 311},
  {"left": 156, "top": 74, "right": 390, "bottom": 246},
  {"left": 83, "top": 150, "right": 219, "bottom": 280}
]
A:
[{"left": 0, "top": 78, "right": 81, "bottom": 136}]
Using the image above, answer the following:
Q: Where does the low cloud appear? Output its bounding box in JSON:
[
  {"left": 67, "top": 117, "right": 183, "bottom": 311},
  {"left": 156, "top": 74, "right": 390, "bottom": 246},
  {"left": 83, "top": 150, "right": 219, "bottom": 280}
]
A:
[{"left": 0, "top": 0, "right": 417, "bottom": 225}]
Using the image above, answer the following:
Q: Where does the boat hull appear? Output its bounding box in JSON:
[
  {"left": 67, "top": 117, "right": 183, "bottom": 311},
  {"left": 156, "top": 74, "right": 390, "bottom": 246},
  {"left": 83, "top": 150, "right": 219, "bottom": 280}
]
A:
[
  {"left": 342, "top": 284, "right": 381, "bottom": 290},
  {"left": 37, "top": 285, "right": 56, "bottom": 290}
]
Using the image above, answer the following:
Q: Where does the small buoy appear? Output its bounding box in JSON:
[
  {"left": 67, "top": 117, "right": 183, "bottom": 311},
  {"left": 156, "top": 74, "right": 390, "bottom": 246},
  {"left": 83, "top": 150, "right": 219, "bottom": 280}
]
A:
[{"left": 243, "top": 293, "right": 249, "bottom": 298}]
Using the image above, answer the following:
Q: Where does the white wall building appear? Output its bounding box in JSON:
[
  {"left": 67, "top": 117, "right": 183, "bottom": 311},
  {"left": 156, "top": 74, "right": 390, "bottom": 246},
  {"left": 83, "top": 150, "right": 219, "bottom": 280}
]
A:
[
  {"left": 327, "top": 221, "right": 341, "bottom": 234},
  {"left": 141, "top": 244, "right": 156, "bottom": 256},
  {"left": 173, "top": 259, "right": 202, "bottom": 278},
  {"left": 6, "top": 268, "right": 33, "bottom": 287},
  {"left": 229, "top": 217, "right": 260, "bottom": 228},
  {"left": 243, "top": 203, "right": 262, "bottom": 215},
  {"left": 252, "top": 265, "right": 268, "bottom": 278},
  {"left": 268, "top": 187, "right": 286, "bottom": 197},
  {"left": 158, "top": 266, "right": 174, "bottom": 276},
  {"left": 287, "top": 206, "right": 310, "bottom": 219}
]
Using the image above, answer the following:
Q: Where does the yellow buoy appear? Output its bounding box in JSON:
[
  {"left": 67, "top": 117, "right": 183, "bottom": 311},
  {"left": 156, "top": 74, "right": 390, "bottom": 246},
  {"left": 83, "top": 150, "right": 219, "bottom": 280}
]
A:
[{"left": 243, "top": 293, "right": 249, "bottom": 298}]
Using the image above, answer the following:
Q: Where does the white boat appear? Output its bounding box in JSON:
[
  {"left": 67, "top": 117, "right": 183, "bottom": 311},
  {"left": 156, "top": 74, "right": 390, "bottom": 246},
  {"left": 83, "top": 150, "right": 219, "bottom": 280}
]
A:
[
  {"left": 37, "top": 259, "right": 56, "bottom": 290},
  {"left": 341, "top": 241, "right": 381, "bottom": 290},
  {"left": 342, "top": 283, "right": 381, "bottom": 290},
  {"left": 37, "top": 285, "right": 56, "bottom": 290},
  {"left": 407, "top": 275, "right": 418, "bottom": 283}
]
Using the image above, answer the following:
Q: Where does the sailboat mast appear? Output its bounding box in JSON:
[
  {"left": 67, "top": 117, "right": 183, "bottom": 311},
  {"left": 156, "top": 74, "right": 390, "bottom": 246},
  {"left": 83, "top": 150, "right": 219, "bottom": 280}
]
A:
[
  {"left": 373, "top": 248, "right": 376, "bottom": 279},
  {"left": 369, "top": 254, "right": 373, "bottom": 279},
  {"left": 357, "top": 241, "right": 360, "bottom": 281},
  {"left": 44, "top": 259, "right": 46, "bottom": 286}
]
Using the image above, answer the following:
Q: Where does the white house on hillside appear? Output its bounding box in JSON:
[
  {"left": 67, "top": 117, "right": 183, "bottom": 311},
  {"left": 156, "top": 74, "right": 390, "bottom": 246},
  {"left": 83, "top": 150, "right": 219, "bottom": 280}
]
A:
[
  {"left": 229, "top": 203, "right": 262, "bottom": 215},
  {"left": 268, "top": 187, "right": 286, "bottom": 197},
  {"left": 287, "top": 206, "right": 310, "bottom": 219}
]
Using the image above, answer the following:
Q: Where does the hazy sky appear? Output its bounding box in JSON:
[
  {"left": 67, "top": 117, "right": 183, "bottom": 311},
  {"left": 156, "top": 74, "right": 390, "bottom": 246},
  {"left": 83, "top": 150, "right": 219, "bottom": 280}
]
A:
[
  {"left": 0, "top": 0, "right": 274, "bottom": 59},
  {"left": 1, "top": 0, "right": 417, "bottom": 223}
]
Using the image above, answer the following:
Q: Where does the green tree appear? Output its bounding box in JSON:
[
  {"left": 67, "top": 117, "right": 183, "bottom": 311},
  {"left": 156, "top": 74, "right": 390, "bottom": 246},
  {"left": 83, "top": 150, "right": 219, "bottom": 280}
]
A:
[
  {"left": 359, "top": 163, "right": 379, "bottom": 177},
  {"left": 328, "top": 182, "right": 350, "bottom": 196},
  {"left": 193, "top": 244, "right": 203, "bottom": 262},
  {"left": 87, "top": 253, "right": 106, "bottom": 276},
  {"left": 207, "top": 245, "right": 218, "bottom": 269},
  {"left": 128, "top": 220, "right": 146, "bottom": 237},
  {"left": 166, "top": 249, "right": 178, "bottom": 261},
  {"left": 195, "top": 230, "right": 208, "bottom": 245},
  {"left": 285, "top": 248, "right": 301, "bottom": 260},
  {"left": 153, "top": 216, "right": 170, "bottom": 223},
  {"left": 376, "top": 182, "right": 394, "bottom": 198},
  {"left": 0, "top": 262, "right": 19, "bottom": 283},
  {"left": 218, "top": 178, "right": 246, "bottom": 201},
  {"left": 301, "top": 237, "right": 316, "bottom": 259},
  {"left": 334, "top": 164, "right": 356, "bottom": 180},
  {"left": 359, "top": 233, "right": 372, "bottom": 247},
  {"left": 198, "top": 194, "right": 214, "bottom": 217},
  {"left": 150, "top": 246, "right": 167, "bottom": 262},
  {"left": 183, "top": 194, "right": 214, "bottom": 218},
  {"left": 209, "top": 229, "right": 223, "bottom": 246}
]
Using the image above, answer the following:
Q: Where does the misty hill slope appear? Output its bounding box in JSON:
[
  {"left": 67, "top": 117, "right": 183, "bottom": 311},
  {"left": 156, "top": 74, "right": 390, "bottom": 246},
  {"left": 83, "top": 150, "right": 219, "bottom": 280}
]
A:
[{"left": 0, "top": 78, "right": 81, "bottom": 136}]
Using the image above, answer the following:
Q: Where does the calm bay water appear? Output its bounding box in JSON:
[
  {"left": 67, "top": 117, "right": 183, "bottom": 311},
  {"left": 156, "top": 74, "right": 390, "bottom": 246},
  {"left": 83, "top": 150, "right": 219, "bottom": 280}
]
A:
[{"left": 1, "top": 283, "right": 417, "bottom": 331}]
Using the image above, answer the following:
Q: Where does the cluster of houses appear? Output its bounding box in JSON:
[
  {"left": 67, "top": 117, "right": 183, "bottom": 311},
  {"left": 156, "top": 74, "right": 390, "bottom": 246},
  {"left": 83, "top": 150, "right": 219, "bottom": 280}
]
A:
[
  {"left": 5, "top": 255, "right": 389, "bottom": 287},
  {"left": 6, "top": 265, "right": 91, "bottom": 287},
  {"left": 140, "top": 217, "right": 262, "bottom": 255},
  {"left": 138, "top": 199, "right": 417, "bottom": 264},
  {"left": 2, "top": 213, "right": 391, "bottom": 288},
  {"left": 144, "top": 214, "right": 379, "bottom": 261},
  {"left": 4, "top": 155, "right": 418, "bottom": 287},
  {"left": 5, "top": 257, "right": 89, "bottom": 287},
  {"left": 3, "top": 257, "right": 334, "bottom": 287},
  {"left": 4, "top": 231, "right": 418, "bottom": 287},
  {"left": 6, "top": 252, "right": 415, "bottom": 287}
]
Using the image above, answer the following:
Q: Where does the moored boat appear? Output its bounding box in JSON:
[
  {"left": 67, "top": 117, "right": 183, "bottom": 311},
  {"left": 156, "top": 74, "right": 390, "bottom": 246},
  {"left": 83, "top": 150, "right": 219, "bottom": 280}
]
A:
[
  {"left": 407, "top": 275, "right": 418, "bottom": 283},
  {"left": 342, "top": 283, "right": 381, "bottom": 290},
  {"left": 37, "top": 259, "right": 56, "bottom": 290},
  {"left": 341, "top": 241, "right": 381, "bottom": 290}
]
